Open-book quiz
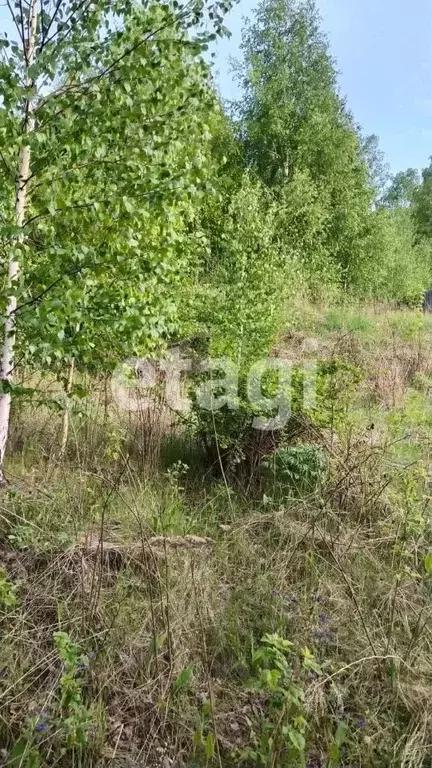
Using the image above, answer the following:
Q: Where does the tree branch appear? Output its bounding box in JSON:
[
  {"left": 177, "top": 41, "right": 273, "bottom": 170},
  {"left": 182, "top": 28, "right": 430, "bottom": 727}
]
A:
[
  {"left": 11, "top": 269, "right": 81, "bottom": 315},
  {"left": 5, "top": 0, "right": 26, "bottom": 49},
  {"left": 36, "top": 0, "right": 197, "bottom": 115},
  {"left": 0, "top": 150, "right": 16, "bottom": 181},
  {"left": 22, "top": 172, "right": 185, "bottom": 227},
  {"left": 39, "top": 0, "right": 65, "bottom": 49}
]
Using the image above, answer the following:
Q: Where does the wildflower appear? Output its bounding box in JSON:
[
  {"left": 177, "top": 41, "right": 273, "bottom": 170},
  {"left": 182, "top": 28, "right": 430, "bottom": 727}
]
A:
[
  {"left": 318, "top": 613, "right": 329, "bottom": 623},
  {"left": 357, "top": 718, "right": 366, "bottom": 729},
  {"left": 34, "top": 722, "right": 47, "bottom": 732}
]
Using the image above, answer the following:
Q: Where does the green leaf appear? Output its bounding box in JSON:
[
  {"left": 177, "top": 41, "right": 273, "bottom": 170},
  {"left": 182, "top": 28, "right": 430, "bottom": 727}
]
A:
[
  {"left": 424, "top": 553, "right": 432, "bottom": 576},
  {"left": 335, "top": 720, "right": 347, "bottom": 747},
  {"left": 204, "top": 732, "right": 215, "bottom": 759},
  {"left": 286, "top": 728, "right": 305, "bottom": 753},
  {"left": 122, "top": 197, "right": 135, "bottom": 214},
  {"left": 8, "top": 739, "right": 40, "bottom": 768},
  {"left": 173, "top": 665, "right": 194, "bottom": 692}
]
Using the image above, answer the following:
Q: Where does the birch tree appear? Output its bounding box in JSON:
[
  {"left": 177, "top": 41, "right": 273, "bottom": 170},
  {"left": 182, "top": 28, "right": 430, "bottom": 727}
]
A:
[
  {"left": 0, "top": 0, "right": 230, "bottom": 482},
  {"left": 234, "top": 0, "right": 375, "bottom": 292}
]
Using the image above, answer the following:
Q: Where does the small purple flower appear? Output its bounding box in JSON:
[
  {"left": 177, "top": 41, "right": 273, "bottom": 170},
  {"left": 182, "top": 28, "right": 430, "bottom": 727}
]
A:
[
  {"left": 318, "top": 613, "right": 329, "bottom": 623},
  {"left": 34, "top": 722, "right": 47, "bottom": 732},
  {"left": 357, "top": 718, "right": 366, "bottom": 729}
]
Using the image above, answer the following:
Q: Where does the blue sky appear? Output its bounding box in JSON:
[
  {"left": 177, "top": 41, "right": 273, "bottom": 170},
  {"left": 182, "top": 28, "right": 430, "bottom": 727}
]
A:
[
  {"left": 1, "top": 0, "right": 431, "bottom": 173},
  {"left": 212, "top": 0, "right": 432, "bottom": 174}
]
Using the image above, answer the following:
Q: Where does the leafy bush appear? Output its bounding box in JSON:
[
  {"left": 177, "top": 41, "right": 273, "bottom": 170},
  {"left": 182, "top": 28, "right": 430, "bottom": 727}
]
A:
[
  {"left": 189, "top": 174, "right": 293, "bottom": 469},
  {"left": 263, "top": 444, "right": 328, "bottom": 496},
  {"left": 361, "top": 208, "right": 431, "bottom": 304}
]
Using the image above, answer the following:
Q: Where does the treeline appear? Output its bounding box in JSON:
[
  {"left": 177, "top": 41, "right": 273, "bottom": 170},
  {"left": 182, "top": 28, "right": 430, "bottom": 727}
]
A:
[
  {"left": 1, "top": 0, "right": 432, "bottom": 473},
  {"left": 205, "top": 0, "right": 432, "bottom": 307},
  {"left": 183, "top": 0, "right": 432, "bottom": 381}
]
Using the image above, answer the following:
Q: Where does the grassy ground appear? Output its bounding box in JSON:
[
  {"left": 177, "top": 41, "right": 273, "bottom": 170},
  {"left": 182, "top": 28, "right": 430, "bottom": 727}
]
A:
[{"left": 1, "top": 302, "right": 432, "bottom": 767}]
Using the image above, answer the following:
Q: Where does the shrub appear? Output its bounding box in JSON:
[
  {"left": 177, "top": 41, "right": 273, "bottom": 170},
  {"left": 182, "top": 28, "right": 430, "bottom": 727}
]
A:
[
  {"left": 262, "top": 444, "right": 328, "bottom": 496},
  {"left": 188, "top": 174, "right": 294, "bottom": 469}
]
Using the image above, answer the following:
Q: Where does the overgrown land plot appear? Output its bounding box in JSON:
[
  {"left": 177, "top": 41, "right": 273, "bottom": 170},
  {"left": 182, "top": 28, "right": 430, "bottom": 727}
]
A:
[{"left": 1, "top": 0, "right": 432, "bottom": 765}]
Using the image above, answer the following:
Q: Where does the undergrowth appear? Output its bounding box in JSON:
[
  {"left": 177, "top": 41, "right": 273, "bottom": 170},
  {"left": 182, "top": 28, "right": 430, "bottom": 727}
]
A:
[{"left": 1, "top": 303, "right": 432, "bottom": 767}]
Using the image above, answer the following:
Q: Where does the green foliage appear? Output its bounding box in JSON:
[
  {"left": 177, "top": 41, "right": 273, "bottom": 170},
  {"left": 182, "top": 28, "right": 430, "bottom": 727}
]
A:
[
  {"left": 362, "top": 208, "right": 430, "bottom": 304},
  {"left": 8, "top": 738, "right": 41, "bottom": 768},
  {"left": 312, "top": 359, "right": 363, "bottom": 429},
  {"left": 328, "top": 720, "right": 348, "bottom": 766},
  {"left": 412, "top": 159, "right": 432, "bottom": 241},
  {"left": 189, "top": 174, "right": 293, "bottom": 466},
  {"left": 386, "top": 311, "right": 427, "bottom": 341},
  {"left": 7, "top": 632, "right": 92, "bottom": 764},
  {"left": 0, "top": 0, "right": 234, "bottom": 417},
  {"left": 424, "top": 553, "right": 432, "bottom": 577},
  {"left": 53, "top": 631, "right": 93, "bottom": 749},
  {"left": 384, "top": 168, "right": 420, "bottom": 209},
  {"left": 0, "top": 567, "right": 19, "bottom": 610},
  {"left": 263, "top": 443, "right": 328, "bottom": 496},
  {"left": 238, "top": 633, "right": 320, "bottom": 766},
  {"left": 191, "top": 697, "right": 218, "bottom": 763},
  {"left": 236, "top": 0, "right": 337, "bottom": 189},
  {"left": 235, "top": 0, "right": 375, "bottom": 295},
  {"left": 322, "top": 308, "right": 373, "bottom": 334},
  {"left": 361, "top": 133, "right": 390, "bottom": 204},
  {"left": 199, "top": 174, "right": 288, "bottom": 364},
  {"left": 173, "top": 664, "right": 194, "bottom": 693}
]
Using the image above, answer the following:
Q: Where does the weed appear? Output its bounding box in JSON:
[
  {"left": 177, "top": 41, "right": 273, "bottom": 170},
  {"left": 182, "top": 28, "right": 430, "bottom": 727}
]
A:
[
  {"left": 237, "top": 633, "right": 320, "bottom": 766},
  {"left": 0, "top": 567, "right": 19, "bottom": 610},
  {"left": 53, "top": 631, "right": 93, "bottom": 750}
]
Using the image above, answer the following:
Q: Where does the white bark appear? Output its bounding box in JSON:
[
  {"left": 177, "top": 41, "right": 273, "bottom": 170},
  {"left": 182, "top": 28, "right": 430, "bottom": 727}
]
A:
[{"left": 0, "top": 0, "right": 38, "bottom": 484}]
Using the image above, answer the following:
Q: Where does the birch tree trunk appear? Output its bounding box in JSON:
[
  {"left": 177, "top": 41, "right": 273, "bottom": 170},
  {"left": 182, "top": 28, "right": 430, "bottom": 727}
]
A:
[{"left": 0, "top": 0, "right": 38, "bottom": 484}]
